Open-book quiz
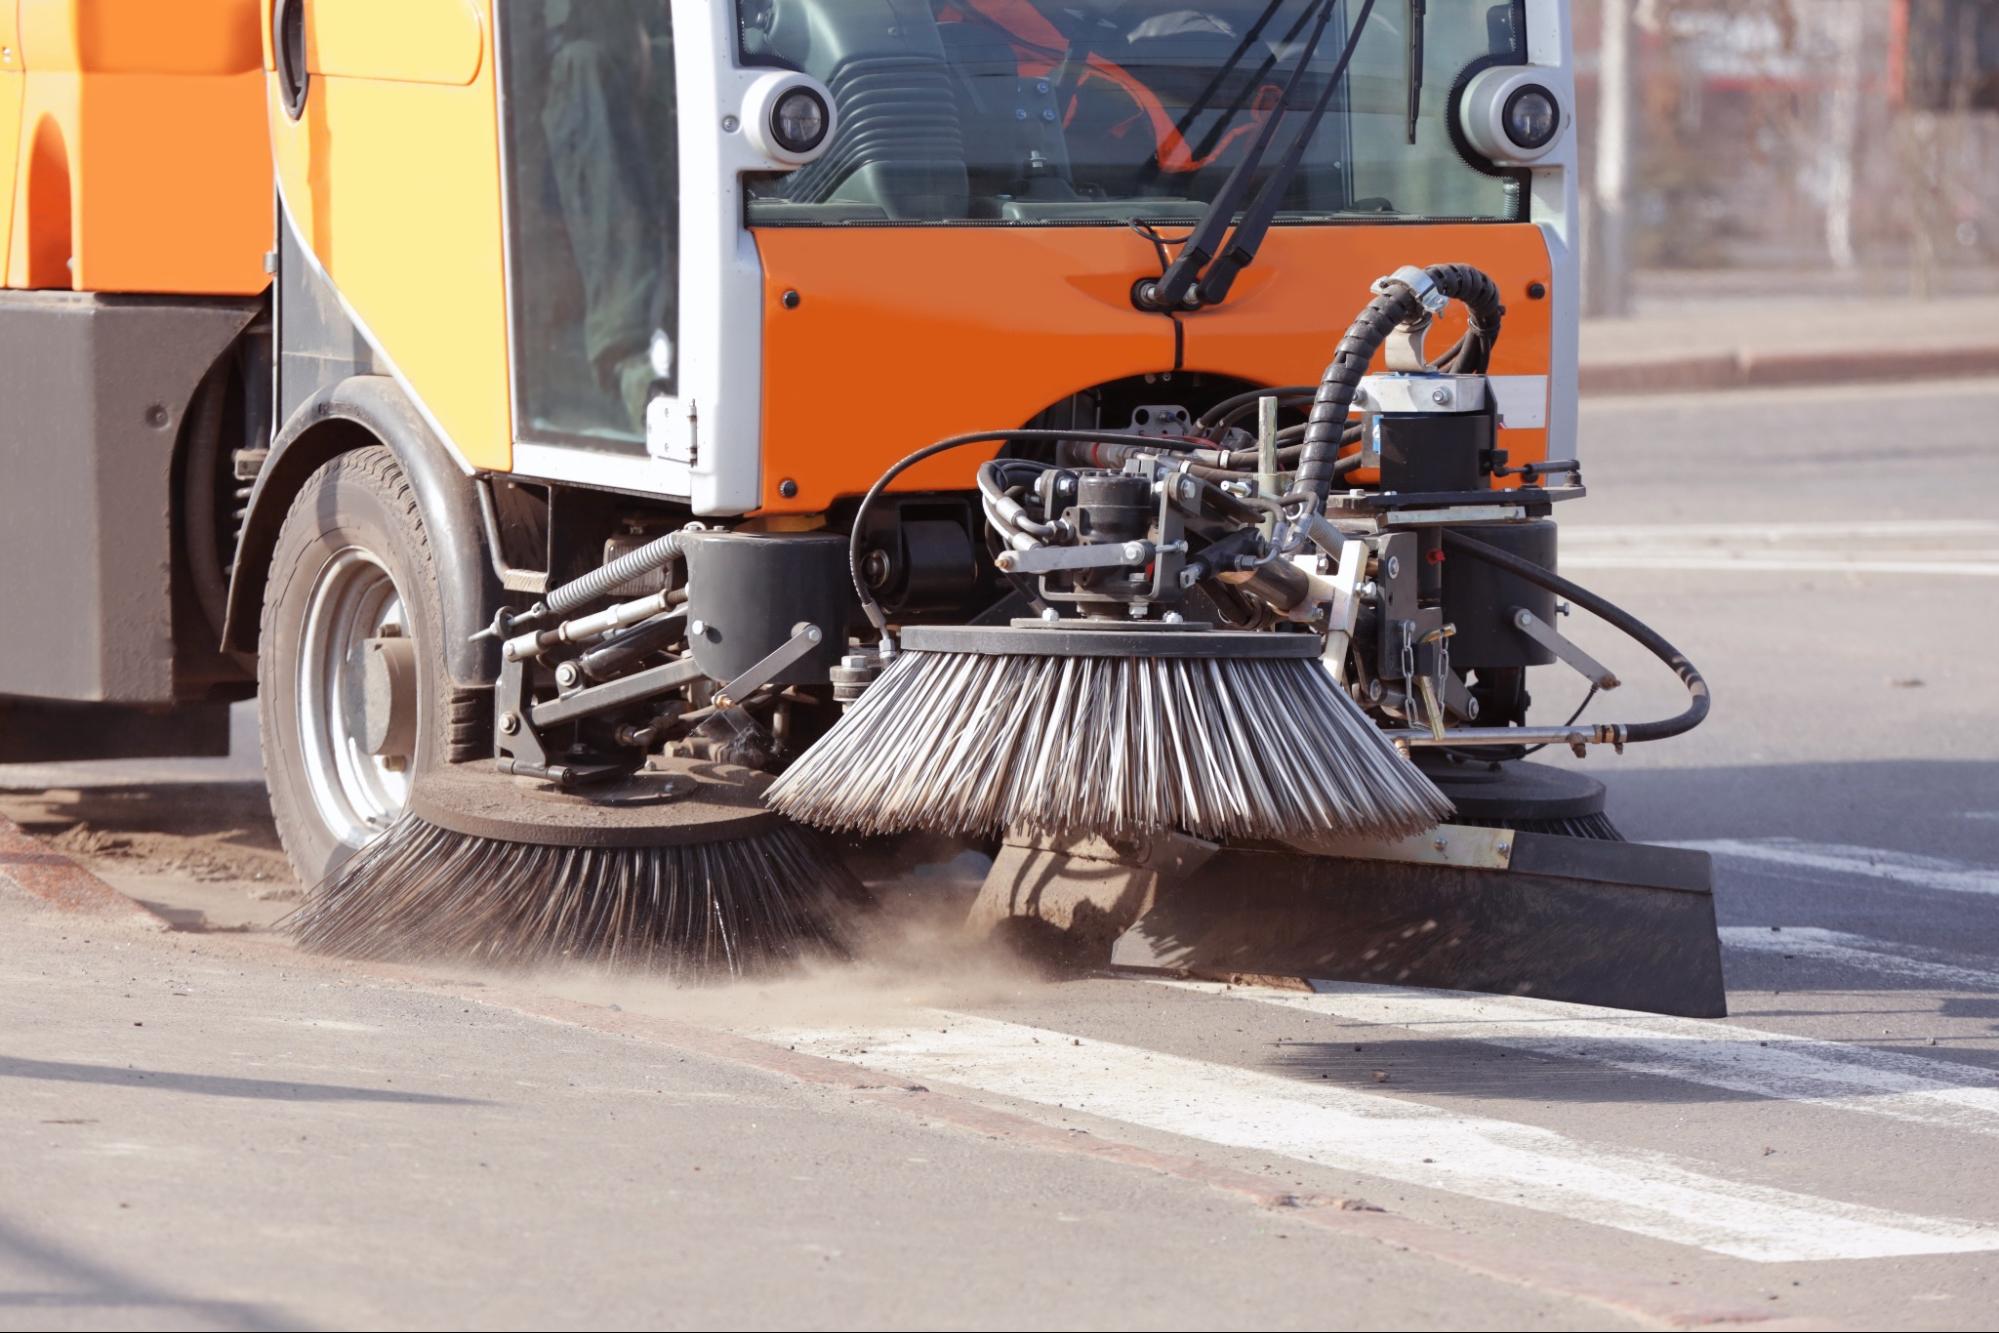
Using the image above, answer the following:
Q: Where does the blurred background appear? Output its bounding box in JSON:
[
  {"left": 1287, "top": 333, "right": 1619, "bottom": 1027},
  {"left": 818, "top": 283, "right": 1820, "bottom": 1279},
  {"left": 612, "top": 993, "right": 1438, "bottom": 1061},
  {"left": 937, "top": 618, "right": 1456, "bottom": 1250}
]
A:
[{"left": 1575, "top": 0, "right": 1999, "bottom": 319}]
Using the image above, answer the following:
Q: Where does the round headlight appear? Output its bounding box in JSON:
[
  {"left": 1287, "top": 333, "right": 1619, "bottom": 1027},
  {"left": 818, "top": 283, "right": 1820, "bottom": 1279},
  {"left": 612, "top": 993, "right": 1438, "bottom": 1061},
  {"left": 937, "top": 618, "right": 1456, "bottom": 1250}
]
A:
[
  {"left": 1502, "top": 85, "right": 1560, "bottom": 152},
  {"left": 771, "top": 88, "right": 830, "bottom": 155}
]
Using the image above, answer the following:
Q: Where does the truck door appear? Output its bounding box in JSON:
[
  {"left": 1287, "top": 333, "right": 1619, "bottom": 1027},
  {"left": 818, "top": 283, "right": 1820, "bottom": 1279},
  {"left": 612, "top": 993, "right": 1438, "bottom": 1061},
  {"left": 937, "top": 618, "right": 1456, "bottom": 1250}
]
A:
[{"left": 266, "top": 0, "right": 511, "bottom": 471}]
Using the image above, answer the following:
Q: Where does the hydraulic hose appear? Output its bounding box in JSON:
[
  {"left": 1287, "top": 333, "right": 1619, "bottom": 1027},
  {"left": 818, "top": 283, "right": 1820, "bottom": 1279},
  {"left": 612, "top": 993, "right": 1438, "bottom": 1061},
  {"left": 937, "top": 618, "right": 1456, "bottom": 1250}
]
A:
[
  {"left": 1295, "top": 263, "right": 1505, "bottom": 510},
  {"left": 850, "top": 428, "right": 1207, "bottom": 635},
  {"left": 1441, "top": 530, "right": 1710, "bottom": 743},
  {"left": 544, "top": 530, "right": 686, "bottom": 618}
]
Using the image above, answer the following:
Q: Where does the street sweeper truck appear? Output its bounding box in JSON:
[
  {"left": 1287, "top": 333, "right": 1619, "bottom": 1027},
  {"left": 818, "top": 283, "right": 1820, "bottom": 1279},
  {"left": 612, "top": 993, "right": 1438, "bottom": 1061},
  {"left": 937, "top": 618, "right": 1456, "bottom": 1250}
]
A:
[{"left": 0, "top": 0, "right": 1723, "bottom": 1014}]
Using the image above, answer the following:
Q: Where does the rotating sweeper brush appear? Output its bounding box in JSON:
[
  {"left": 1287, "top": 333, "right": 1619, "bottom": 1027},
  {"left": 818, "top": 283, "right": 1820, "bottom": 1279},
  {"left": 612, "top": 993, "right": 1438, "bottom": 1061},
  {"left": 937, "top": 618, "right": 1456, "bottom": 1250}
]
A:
[{"left": 291, "top": 528, "right": 869, "bottom": 976}]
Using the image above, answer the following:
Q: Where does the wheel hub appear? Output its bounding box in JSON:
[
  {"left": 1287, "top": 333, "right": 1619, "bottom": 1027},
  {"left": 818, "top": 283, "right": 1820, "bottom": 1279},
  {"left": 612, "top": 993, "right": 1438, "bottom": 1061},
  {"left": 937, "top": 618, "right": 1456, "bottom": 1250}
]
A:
[{"left": 298, "top": 546, "right": 413, "bottom": 847}]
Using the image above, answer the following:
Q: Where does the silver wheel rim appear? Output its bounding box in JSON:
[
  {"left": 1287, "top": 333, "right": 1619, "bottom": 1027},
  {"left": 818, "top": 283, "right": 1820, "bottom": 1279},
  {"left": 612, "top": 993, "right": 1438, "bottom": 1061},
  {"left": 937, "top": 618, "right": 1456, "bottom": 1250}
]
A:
[{"left": 297, "top": 546, "right": 413, "bottom": 848}]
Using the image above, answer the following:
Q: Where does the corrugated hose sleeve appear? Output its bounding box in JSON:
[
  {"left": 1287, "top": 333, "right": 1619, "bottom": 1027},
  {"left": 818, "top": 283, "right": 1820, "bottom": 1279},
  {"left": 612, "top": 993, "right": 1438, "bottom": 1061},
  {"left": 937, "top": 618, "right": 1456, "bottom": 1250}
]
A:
[
  {"left": 1441, "top": 531, "right": 1710, "bottom": 743},
  {"left": 1295, "top": 264, "right": 1509, "bottom": 510}
]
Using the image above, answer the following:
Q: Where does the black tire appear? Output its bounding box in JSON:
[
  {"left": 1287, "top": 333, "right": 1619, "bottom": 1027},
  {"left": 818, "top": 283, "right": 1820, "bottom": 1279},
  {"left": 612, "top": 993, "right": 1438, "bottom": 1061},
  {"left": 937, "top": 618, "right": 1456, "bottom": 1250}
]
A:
[{"left": 258, "top": 447, "right": 455, "bottom": 886}]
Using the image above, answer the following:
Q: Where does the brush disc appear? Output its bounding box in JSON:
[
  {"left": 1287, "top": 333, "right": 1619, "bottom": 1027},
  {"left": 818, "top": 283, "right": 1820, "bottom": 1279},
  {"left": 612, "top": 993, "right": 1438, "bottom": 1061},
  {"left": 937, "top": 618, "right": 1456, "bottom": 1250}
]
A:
[
  {"left": 290, "top": 760, "right": 868, "bottom": 975},
  {"left": 767, "top": 624, "right": 1453, "bottom": 843}
]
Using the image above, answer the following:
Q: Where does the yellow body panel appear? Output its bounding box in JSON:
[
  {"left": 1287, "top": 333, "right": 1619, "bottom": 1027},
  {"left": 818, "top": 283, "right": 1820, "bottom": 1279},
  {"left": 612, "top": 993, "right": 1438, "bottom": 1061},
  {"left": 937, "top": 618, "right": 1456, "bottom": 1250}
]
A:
[
  {"left": 301, "top": 0, "right": 484, "bottom": 86},
  {"left": 0, "top": 49, "right": 20, "bottom": 277},
  {"left": 267, "top": 0, "right": 512, "bottom": 471},
  {"left": 5, "top": 0, "right": 267, "bottom": 294}
]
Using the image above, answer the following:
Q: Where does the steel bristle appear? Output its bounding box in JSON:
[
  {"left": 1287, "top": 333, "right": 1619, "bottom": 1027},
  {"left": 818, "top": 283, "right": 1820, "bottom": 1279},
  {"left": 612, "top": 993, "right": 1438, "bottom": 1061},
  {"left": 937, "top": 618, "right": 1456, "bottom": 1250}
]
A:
[
  {"left": 767, "top": 650, "right": 1454, "bottom": 842},
  {"left": 288, "top": 820, "right": 868, "bottom": 976}
]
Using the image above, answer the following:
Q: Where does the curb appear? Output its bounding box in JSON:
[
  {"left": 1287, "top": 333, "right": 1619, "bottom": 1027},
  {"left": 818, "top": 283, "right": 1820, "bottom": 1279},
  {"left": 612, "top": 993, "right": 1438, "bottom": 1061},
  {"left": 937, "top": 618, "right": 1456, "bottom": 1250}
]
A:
[
  {"left": 0, "top": 811, "right": 170, "bottom": 930},
  {"left": 1581, "top": 342, "right": 1999, "bottom": 396}
]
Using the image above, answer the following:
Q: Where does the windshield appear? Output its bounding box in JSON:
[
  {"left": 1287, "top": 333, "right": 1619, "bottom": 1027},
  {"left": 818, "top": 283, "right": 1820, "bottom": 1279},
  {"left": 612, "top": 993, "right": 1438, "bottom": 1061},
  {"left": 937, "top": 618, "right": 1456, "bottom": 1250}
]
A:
[{"left": 738, "top": 1, "right": 1527, "bottom": 226}]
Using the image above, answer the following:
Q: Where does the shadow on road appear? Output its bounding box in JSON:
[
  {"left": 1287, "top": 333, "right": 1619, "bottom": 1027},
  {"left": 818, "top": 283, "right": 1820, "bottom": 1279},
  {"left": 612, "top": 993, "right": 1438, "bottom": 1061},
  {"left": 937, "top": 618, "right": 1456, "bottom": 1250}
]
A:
[
  {"left": 1260, "top": 1033, "right": 1999, "bottom": 1102},
  {"left": 0, "top": 1055, "right": 487, "bottom": 1106},
  {"left": 0, "top": 1214, "right": 313, "bottom": 1330}
]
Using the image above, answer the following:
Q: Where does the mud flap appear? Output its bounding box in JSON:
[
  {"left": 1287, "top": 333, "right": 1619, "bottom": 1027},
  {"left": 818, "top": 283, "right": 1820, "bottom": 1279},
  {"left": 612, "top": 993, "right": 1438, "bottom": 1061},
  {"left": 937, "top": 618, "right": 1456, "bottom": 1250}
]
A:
[{"left": 1108, "top": 828, "right": 1726, "bottom": 1018}]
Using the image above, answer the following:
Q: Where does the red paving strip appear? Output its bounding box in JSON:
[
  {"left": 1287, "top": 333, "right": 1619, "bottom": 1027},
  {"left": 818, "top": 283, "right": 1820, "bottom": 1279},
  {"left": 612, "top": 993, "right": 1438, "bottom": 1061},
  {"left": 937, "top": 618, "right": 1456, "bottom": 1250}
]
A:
[{"left": 0, "top": 812, "right": 168, "bottom": 929}]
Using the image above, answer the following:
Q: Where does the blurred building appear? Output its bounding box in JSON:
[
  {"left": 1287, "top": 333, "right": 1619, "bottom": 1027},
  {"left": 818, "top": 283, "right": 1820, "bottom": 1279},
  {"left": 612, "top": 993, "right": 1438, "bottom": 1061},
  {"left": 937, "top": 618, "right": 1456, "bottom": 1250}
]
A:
[{"left": 1573, "top": 0, "right": 1999, "bottom": 291}]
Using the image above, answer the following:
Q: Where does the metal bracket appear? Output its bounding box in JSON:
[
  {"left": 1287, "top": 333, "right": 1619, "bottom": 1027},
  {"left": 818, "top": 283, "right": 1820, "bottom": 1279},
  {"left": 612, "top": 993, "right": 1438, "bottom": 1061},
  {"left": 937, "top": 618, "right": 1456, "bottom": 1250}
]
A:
[
  {"left": 1319, "top": 539, "right": 1368, "bottom": 685},
  {"left": 1512, "top": 606, "right": 1621, "bottom": 690},
  {"left": 715, "top": 622, "right": 823, "bottom": 708},
  {"left": 531, "top": 655, "right": 706, "bottom": 729},
  {"left": 997, "top": 541, "right": 1150, "bottom": 576}
]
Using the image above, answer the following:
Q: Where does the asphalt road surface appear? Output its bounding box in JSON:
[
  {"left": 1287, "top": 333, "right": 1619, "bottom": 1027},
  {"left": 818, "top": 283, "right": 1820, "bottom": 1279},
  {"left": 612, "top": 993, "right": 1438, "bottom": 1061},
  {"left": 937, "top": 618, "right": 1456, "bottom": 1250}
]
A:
[{"left": 3, "top": 379, "right": 1997, "bottom": 1331}]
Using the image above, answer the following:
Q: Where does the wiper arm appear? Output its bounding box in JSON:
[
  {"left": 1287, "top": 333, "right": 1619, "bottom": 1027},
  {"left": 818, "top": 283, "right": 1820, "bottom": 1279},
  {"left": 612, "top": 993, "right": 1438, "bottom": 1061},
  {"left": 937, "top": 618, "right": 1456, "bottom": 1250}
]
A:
[
  {"left": 1138, "top": 0, "right": 1302, "bottom": 187},
  {"left": 1197, "top": 0, "right": 1382, "bottom": 307},
  {"left": 1406, "top": 0, "right": 1427, "bottom": 145},
  {"left": 1137, "top": 0, "right": 1338, "bottom": 314}
]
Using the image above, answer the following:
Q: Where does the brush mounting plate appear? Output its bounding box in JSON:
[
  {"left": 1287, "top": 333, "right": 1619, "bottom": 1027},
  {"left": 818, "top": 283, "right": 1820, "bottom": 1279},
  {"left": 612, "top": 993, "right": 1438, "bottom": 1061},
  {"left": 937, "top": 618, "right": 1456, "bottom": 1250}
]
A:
[
  {"left": 408, "top": 760, "right": 780, "bottom": 848},
  {"left": 899, "top": 621, "right": 1322, "bottom": 659}
]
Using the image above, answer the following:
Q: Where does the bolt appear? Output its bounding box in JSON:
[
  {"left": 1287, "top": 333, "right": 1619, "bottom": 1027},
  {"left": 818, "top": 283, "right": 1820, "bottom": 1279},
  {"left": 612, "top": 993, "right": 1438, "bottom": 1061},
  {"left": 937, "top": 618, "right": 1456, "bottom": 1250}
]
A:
[
  {"left": 690, "top": 619, "right": 707, "bottom": 638},
  {"left": 1468, "top": 697, "right": 1481, "bottom": 719},
  {"left": 499, "top": 712, "right": 520, "bottom": 735},
  {"left": 1121, "top": 542, "right": 1146, "bottom": 562},
  {"left": 1384, "top": 555, "right": 1401, "bottom": 580},
  {"left": 1352, "top": 387, "right": 1367, "bottom": 407},
  {"left": 1163, "top": 611, "right": 1185, "bottom": 624},
  {"left": 1434, "top": 838, "right": 1449, "bottom": 853},
  {"left": 1516, "top": 610, "right": 1533, "bottom": 627},
  {"left": 780, "top": 289, "right": 801, "bottom": 309},
  {"left": 1367, "top": 679, "right": 1384, "bottom": 702},
  {"left": 1040, "top": 607, "right": 1062, "bottom": 623},
  {"left": 721, "top": 114, "right": 740, "bottom": 132},
  {"left": 555, "top": 661, "right": 582, "bottom": 689},
  {"left": 862, "top": 550, "right": 892, "bottom": 586},
  {"left": 778, "top": 478, "right": 800, "bottom": 499},
  {"left": 1431, "top": 387, "right": 1453, "bottom": 406}
]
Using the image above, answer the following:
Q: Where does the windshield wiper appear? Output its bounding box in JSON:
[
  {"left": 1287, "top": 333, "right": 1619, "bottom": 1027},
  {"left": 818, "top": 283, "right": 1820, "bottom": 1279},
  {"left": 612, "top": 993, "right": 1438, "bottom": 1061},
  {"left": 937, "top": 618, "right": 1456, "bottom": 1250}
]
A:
[
  {"left": 1406, "top": 0, "right": 1427, "bottom": 145},
  {"left": 1136, "top": 0, "right": 1339, "bottom": 314},
  {"left": 1196, "top": 0, "right": 1382, "bottom": 306}
]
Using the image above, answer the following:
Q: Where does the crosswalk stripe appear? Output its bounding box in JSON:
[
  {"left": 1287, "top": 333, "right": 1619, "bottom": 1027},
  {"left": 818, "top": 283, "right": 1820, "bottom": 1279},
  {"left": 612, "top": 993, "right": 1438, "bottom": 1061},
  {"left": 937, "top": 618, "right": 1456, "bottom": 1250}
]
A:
[
  {"left": 1561, "top": 556, "right": 1999, "bottom": 577},
  {"left": 1721, "top": 926, "right": 1999, "bottom": 991},
  {"left": 1664, "top": 839, "right": 1999, "bottom": 898},
  {"left": 1159, "top": 979, "right": 1999, "bottom": 1140},
  {"left": 757, "top": 1012, "right": 1999, "bottom": 1263},
  {"left": 1561, "top": 519, "right": 1999, "bottom": 542}
]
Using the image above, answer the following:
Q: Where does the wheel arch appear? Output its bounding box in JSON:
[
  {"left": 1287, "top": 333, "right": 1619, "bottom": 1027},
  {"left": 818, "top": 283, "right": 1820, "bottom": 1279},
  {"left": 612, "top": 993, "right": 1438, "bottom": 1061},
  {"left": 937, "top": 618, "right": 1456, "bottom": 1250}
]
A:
[{"left": 224, "top": 375, "right": 502, "bottom": 690}]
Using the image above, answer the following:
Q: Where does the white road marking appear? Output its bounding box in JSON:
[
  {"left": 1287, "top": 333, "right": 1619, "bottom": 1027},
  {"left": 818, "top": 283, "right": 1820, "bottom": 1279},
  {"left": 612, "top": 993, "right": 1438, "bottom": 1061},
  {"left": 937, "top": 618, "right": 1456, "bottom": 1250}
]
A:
[
  {"left": 1559, "top": 520, "right": 1999, "bottom": 576},
  {"left": 1721, "top": 927, "right": 1999, "bottom": 992},
  {"left": 1561, "top": 556, "right": 1999, "bottom": 577},
  {"left": 758, "top": 1012, "right": 1999, "bottom": 1262},
  {"left": 1161, "top": 979, "right": 1999, "bottom": 1140},
  {"left": 1561, "top": 519, "right": 1999, "bottom": 543},
  {"left": 1665, "top": 839, "right": 1999, "bottom": 898}
]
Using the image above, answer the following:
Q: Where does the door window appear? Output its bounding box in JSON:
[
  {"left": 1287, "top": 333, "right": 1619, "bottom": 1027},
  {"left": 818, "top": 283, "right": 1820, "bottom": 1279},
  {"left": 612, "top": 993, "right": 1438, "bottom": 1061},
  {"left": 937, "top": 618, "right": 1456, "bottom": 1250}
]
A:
[{"left": 499, "top": 0, "right": 679, "bottom": 449}]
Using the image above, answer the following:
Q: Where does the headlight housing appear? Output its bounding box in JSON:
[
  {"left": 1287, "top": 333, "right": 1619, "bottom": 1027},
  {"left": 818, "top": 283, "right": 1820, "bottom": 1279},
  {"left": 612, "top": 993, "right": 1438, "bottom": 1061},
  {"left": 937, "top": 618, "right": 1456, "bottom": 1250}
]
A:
[
  {"left": 1458, "top": 67, "right": 1570, "bottom": 166},
  {"left": 741, "top": 72, "right": 839, "bottom": 169}
]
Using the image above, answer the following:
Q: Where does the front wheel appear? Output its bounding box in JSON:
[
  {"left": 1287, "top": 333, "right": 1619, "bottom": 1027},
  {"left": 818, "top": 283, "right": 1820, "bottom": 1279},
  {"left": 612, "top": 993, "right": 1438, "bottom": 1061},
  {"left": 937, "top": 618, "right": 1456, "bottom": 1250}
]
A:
[{"left": 258, "top": 447, "right": 456, "bottom": 884}]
